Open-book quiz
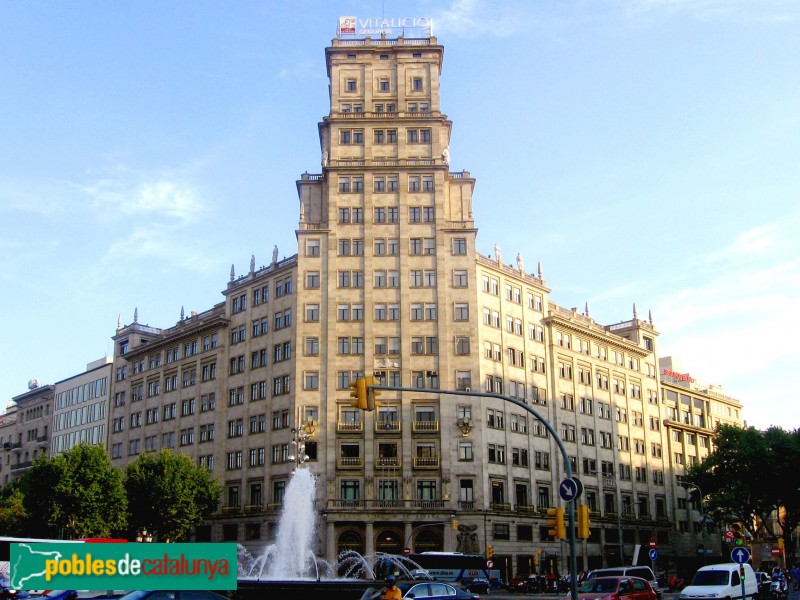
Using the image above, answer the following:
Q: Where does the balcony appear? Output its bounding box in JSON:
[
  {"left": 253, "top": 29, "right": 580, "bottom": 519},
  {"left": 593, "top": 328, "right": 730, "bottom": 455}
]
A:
[
  {"left": 459, "top": 500, "right": 475, "bottom": 510},
  {"left": 375, "top": 420, "right": 401, "bottom": 433},
  {"left": 410, "top": 499, "right": 445, "bottom": 509},
  {"left": 266, "top": 502, "right": 283, "bottom": 512},
  {"left": 412, "top": 420, "right": 440, "bottom": 433},
  {"left": 491, "top": 502, "right": 511, "bottom": 512},
  {"left": 413, "top": 456, "right": 440, "bottom": 469},
  {"left": 243, "top": 504, "right": 263, "bottom": 513},
  {"left": 516, "top": 504, "right": 538, "bottom": 515},
  {"left": 375, "top": 457, "right": 402, "bottom": 469},
  {"left": 337, "top": 456, "right": 364, "bottom": 469},
  {"left": 10, "top": 461, "right": 32, "bottom": 471},
  {"left": 221, "top": 505, "right": 241, "bottom": 515},
  {"left": 330, "top": 499, "right": 366, "bottom": 509},
  {"left": 337, "top": 421, "right": 364, "bottom": 433}
]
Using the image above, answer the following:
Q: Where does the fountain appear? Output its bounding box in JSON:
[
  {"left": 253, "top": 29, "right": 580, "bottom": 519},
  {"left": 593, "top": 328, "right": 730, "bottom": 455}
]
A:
[{"left": 234, "top": 467, "right": 426, "bottom": 600}]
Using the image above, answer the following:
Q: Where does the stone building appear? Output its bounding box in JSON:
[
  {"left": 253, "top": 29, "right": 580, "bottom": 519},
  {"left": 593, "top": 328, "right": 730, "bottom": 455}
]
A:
[{"left": 99, "top": 28, "right": 745, "bottom": 580}]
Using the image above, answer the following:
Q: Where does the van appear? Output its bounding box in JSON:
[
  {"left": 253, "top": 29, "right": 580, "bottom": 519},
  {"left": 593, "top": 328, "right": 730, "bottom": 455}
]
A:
[
  {"left": 679, "top": 563, "right": 758, "bottom": 600},
  {"left": 588, "top": 566, "right": 661, "bottom": 598}
]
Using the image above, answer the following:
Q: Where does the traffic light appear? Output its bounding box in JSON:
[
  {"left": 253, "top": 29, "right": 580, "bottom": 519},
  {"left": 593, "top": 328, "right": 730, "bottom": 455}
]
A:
[
  {"left": 487, "top": 545, "right": 493, "bottom": 559},
  {"left": 349, "top": 377, "right": 368, "bottom": 410},
  {"left": 452, "top": 518, "right": 459, "bottom": 531},
  {"left": 577, "top": 503, "right": 591, "bottom": 539},
  {"left": 547, "top": 507, "right": 566, "bottom": 540},
  {"left": 365, "top": 375, "right": 381, "bottom": 410},
  {"left": 731, "top": 522, "right": 744, "bottom": 546},
  {"left": 778, "top": 538, "right": 785, "bottom": 550}
]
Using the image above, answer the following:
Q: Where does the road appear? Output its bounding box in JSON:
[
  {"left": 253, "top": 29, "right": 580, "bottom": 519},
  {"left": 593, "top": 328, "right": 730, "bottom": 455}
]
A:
[{"left": 479, "top": 591, "right": 800, "bottom": 600}]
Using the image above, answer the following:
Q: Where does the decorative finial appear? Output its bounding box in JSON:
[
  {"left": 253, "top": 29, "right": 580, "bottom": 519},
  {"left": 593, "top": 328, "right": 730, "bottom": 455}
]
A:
[
  {"left": 648, "top": 309, "right": 653, "bottom": 325},
  {"left": 494, "top": 243, "right": 501, "bottom": 263},
  {"left": 230, "top": 264, "right": 235, "bottom": 282},
  {"left": 117, "top": 314, "right": 122, "bottom": 329},
  {"left": 133, "top": 307, "right": 138, "bottom": 323},
  {"left": 272, "top": 245, "right": 279, "bottom": 265},
  {"left": 585, "top": 302, "right": 590, "bottom": 318},
  {"left": 538, "top": 261, "right": 543, "bottom": 280},
  {"left": 250, "top": 254, "right": 255, "bottom": 274},
  {"left": 516, "top": 253, "right": 524, "bottom": 273},
  {"left": 181, "top": 306, "right": 185, "bottom": 320},
  {"left": 633, "top": 303, "right": 638, "bottom": 319}
]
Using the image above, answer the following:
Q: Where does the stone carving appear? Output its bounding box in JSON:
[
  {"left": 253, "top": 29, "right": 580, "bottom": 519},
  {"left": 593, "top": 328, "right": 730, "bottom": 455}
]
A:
[{"left": 456, "top": 523, "right": 480, "bottom": 554}]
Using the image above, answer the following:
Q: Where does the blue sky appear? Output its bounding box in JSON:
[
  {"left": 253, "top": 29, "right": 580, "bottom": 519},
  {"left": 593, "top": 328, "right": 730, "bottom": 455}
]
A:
[{"left": 1, "top": 0, "right": 798, "bottom": 430}]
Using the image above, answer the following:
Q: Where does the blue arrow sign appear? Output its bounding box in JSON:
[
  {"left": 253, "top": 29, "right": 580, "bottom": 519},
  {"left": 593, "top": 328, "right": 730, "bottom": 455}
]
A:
[
  {"left": 731, "top": 547, "right": 750, "bottom": 564},
  {"left": 559, "top": 478, "right": 579, "bottom": 502},
  {"left": 649, "top": 549, "right": 658, "bottom": 561}
]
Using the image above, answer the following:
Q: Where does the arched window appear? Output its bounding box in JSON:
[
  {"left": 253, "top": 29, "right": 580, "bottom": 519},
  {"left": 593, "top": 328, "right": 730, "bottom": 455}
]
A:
[
  {"left": 413, "top": 527, "right": 443, "bottom": 552},
  {"left": 376, "top": 529, "right": 402, "bottom": 554}
]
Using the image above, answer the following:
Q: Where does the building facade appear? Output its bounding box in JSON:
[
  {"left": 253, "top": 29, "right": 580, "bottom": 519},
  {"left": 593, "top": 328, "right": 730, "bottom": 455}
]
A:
[{"left": 2, "top": 29, "right": 745, "bottom": 580}]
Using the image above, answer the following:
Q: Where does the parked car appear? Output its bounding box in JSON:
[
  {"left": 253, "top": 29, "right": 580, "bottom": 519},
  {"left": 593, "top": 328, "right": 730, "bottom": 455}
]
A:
[
  {"left": 574, "top": 576, "right": 657, "bottom": 600},
  {"left": 587, "top": 566, "right": 661, "bottom": 599},
  {"left": 460, "top": 577, "right": 490, "bottom": 594}
]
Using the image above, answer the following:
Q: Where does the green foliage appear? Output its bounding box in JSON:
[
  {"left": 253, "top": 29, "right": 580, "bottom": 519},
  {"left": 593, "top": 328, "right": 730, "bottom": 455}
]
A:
[
  {"left": 687, "top": 424, "right": 800, "bottom": 538},
  {"left": 19, "top": 444, "right": 127, "bottom": 538},
  {"left": 124, "top": 449, "right": 221, "bottom": 542},
  {"left": 0, "top": 487, "right": 29, "bottom": 536}
]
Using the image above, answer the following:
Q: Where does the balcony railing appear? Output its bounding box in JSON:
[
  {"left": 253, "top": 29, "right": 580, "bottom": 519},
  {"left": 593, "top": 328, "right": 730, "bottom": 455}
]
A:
[
  {"left": 375, "top": 420, "right": 401, "bottom": 433},
  {"left": 244, "top": 504, "right": 263, "bottom": 513},
  {"left": 412, "top": 420, "right": 440, "bottom": 433},
  {"left": 459, "top": 501, "right": 475, "bottom": 510},
  {"left": 266, "top": 502, "right": 283, "bottom": 511},
  {"left": 410, "top": 499, "right": 444, "bottom": 509},
  {"left": 516, "top": 504, "right": 538, "bottom": 515},
  {"left": 330, "top": 499, "right": 366, "bottom": 509},
  {"left": 221, "top": 505, "right": 241, "bottom": 515},
  {"left": 337, "top": 456, "right": 364, "bottom": 469},
  {"left": 413, "top": 456, "right": 440, "bottom": 469},
  {"left": 375, "top": 457, "right": 402, "bottom": 468},
  {"left": 10, "top": 461, "right": 32, "bottom": 471},
  {"left": 337, "top": 421, "right": 364, "bottom": 433},
  {"left": 491, "top": 502, "right": 511, "bottom": 512}
]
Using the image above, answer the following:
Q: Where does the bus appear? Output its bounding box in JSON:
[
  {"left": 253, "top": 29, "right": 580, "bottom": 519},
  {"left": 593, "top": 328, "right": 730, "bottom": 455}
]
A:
[{"left": 407, "top": 552, "right": 500, "bottom": 584}]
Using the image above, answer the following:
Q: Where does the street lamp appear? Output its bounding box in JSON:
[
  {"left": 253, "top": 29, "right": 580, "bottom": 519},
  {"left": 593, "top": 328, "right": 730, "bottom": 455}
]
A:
[
  {"left": 136, "top": 528, "right": 153, "bottom": 543},
  {"left": 603, "top": 473, "right": 625, "bottom": 566},
  {"left": 680, "top": 481, "right": 709, "bottom": 565}
]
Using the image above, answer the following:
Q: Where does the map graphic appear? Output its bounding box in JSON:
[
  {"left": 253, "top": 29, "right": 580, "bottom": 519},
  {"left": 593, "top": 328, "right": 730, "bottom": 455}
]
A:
[{"left": 10, "top": 544, "right": 62, "bottom": 589}]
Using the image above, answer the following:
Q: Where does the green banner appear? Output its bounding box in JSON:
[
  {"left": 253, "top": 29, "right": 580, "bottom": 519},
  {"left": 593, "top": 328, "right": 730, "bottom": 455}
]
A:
[{"left": 10, "top": 542, "right": 238, "bottom": 590}]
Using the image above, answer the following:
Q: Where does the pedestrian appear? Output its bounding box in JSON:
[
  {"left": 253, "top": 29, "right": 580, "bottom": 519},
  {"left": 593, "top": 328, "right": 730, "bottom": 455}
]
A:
[
  {"left": 380, "top": 575, "right": 402, "bottom": 600},
  {"left": 791, "top": 564, "right": 800, "bottom": 591}
]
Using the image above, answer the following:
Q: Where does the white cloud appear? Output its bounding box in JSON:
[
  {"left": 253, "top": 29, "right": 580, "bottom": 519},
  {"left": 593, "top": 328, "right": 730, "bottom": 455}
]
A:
[
  {"left": 81, "top": 170, "right": 205, "bottom": 224},
  {"left": 428, "top": 0, "right": 532, "bottom": 37}
]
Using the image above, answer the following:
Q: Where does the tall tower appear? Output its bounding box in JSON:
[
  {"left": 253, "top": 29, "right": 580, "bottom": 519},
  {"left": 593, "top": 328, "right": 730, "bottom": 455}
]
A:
[{"left": 295, "top": 32, "right": 478, "bottom": 560}]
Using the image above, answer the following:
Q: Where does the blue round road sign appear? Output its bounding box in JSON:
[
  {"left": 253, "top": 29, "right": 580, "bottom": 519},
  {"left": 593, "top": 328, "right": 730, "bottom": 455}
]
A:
[
  {"left": 731, "top": 547, "right": 751, "bottom": 564},
  {"left": 559, "top": 478, "right": 579, "bottom": 502},
  {"left": 649, "top": 549, "right": 658, "bottom": 561}
]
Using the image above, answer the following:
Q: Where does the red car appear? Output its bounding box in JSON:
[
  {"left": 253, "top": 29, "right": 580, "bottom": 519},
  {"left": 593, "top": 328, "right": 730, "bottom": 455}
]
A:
[{"left": 573, "top": 576, "right": 657, "bottom": 600}]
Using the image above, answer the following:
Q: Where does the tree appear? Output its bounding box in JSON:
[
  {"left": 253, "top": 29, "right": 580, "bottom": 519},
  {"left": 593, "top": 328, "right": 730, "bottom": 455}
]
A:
[
  {"left": 0, "top": 486, "right": 29, "bottom": 536},
  {"left": 687, "top": 425, "right": 800, "bottom": 542},
  {"left": 20, "top": 444, "right": 127, "bottom": 538},
  {"left": 124, "top": 449, "right": 221, "bottom": 542}
]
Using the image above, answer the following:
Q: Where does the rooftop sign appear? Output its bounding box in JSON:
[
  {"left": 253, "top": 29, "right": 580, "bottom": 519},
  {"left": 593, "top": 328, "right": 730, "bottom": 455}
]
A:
[
  {"left": 338, "top": 16, "right": 433, "bottom": 37},
  {"left": 662, "top": 368, "right": 696, "bottom": 383}
]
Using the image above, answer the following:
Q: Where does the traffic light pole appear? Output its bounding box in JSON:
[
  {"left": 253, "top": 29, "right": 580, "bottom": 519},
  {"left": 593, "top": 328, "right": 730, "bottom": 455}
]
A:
[{"left": 366, "top": 384, "right": 580, "bottom": 600}]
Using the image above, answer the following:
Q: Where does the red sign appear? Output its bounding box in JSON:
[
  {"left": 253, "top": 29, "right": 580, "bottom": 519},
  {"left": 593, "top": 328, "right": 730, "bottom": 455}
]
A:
[
  {"left": 649, "top": 538, "right": 657, "bottom": 549},
  {"left": 772, "top": 546, "right": 782, "bottom": 557},
  {"left": 725, "top": 531, "right": 735, "bottom": 541},
  {"left": 403, "top": 547, "right": 411, "bottom": 555}
]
